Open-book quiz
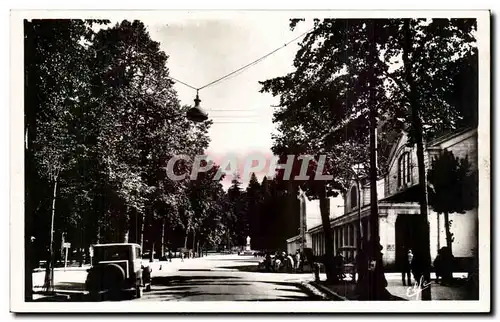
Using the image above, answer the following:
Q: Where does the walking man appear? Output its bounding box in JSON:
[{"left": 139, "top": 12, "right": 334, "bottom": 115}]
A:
[
  {"left": 294, "top": 250, "right": 301, "bottom": 272},
  {"left": 402, "top": 249, "right": 413, "bottom": 286}
]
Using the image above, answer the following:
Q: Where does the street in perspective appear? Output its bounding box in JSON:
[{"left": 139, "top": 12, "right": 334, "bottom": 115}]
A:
[
  {"left": 16, "top": 10, "right": 489, "bottom": 312},
  {"left": 33, "top": 252, "right": 331, "bottom": 302}
]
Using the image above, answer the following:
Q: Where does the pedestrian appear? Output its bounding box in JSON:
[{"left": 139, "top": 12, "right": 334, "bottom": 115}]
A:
[
  {"left": 181, "top": 251, "right": 184, "bottom": 262},
  {"left": 168, "top": 250, "right": 173, "bottom": 263},
  {"left": 286, "top": 254, "right": 295, "bottom": 273},
  {"left": 264, "top": 252, "right": 272, "bottom": 272},
  {"left": 142, "top": 265, "right": 152, "bottom": 292},
  {"left": 294, "top": 250, "right": 301, "bottom": 272},
  {"left": 402, "top": 249, "right": 413, "bottom": 286},
  {"left": 411, "top": 250, "right": 423, "bottom": 284},
  {"left": 433, "top": 248, "right": 443, "bottom": 283},
  {"left": 334, "top": 251, "right": 345, "bottom": 280},
  {"left": 274, "top": 252, "right": 283, "bottom": 272},
  {"left": 440, "top": 247, "right": 454, "bottom": 286}
]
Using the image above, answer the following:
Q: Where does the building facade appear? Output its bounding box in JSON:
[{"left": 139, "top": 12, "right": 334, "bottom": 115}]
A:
[
  {"left": 287, "top": 127, "right": 478, "bottom": 270},
  {"left": 286, "top": 189, "right": 343, "bottom": 255}
]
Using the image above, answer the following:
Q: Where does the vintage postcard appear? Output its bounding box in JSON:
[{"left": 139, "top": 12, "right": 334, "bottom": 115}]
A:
[{"left": 10, "top": 9, "right": 490, "bottom": 313}]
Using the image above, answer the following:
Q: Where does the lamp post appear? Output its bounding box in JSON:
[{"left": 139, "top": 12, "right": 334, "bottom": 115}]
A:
[
  {"left": 363, "top": 19, "right": 389, "bottom": 300},
  {"left": 351, "top": 164, "right": 363, "bottom": 284},
  {"left": 298, "top": 188, "right": 306, "bottom": 253}
]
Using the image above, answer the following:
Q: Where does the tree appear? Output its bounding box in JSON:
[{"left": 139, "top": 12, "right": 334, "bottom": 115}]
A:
[
  {"left": 25, "top": 18, "right": 107, "bottom": 294},
  {"left": 394, "top": 18, "right": 476, "bottom": 301},
  {"left": 227, "top": 174, "right": 249, "bottom": 248},
  {"left": 187, "top": 164, "right": 226, "bottom": 254},
  {"left": 25, "top": 19, "right": 213, "bottom": 297},
  {"left": 260, "top": 18, "right": 477, "bottom": 298},
  {"left": 246, "top": 173, "right": 263, "bottom": 249},
  {"left": 89, "top": 20, "right": 212, "bottom": 250},
  {"left": 260, "top": 19, "right": 382, "bottom": 284},
  {"left": 427, "top": 150, "right": 478, "bottom": 254}
]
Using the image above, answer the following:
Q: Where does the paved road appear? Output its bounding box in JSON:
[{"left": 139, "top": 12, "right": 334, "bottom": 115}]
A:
[
  {"left": 33, "top": 254, "right": 324, "bottom": 301},
  {"left": 32, "top": 254, "right": 470, "bottom": 302},
  {"left": 139, "top": 255, "right": 322, "bottom": 301}
]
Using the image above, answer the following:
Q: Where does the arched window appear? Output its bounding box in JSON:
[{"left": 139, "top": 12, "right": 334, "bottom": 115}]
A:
[
  {"left": 398, "top": 152, "right": 411, "bottom": 187},
  {"left": 350, "top": 186, "right": 358, "bottom": 209}
]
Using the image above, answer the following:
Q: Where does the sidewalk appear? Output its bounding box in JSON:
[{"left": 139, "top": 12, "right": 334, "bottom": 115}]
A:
[
  {"left": 311, "top": 272, "right": 472, "bottom": 301},
  {"left": 32, "top": 255, "right": 213, "bottom": 293}
]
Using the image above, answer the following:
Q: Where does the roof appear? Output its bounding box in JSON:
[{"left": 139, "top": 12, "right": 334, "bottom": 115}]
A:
[
  {"left": 426, "top": 126, "right": 477, "bottom": 147},
  {"left": 382, "top": 126, "right": 477, "bottom": 176},
  {"left": 92, "top": 243, "right": 141, "bottom": 247}
]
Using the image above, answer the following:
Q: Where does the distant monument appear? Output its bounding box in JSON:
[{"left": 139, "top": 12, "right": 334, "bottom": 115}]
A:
[{"left": 246, "top": 236, "right": 251, "bottom": 251}]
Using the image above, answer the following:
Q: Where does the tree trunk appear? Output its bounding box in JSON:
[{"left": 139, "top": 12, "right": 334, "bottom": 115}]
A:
[
  {"left": 184, "top": 232, "right": 188, "bottom": 249},
  {"left": 124, "top": 229, "right": 129, "bottom": 243},
  {"left": 123, "top": 206, "right": 129, "bottom": 243},
  {"left": 150, "top": 242, "right": 155, "bottom": 262},
  {"left": 437, "top": 212, "right": 441, "bottom": 252},
  {"left": 161, "top": 218, "right": 166, "bottom": 258},
  {"left": 192, "top": 230, "right": 196, "bottom": 257},
  {"left": 444, "top": 212, "right": 453, "bottom": 254},
  {"left": 318, "top": 186, "right": 337, "bottom": 283},
  {"left": 403, "top": 19, "right": 432, "bottom": 300},
  {"left": 43, "top": 176, "right": 58, "bottom": 292},
  {"left": 97, "top": 224, "right": 101, "bottom": 244},
  {"left": 352, "top": 20, "right": 389, "bottom": 300},
  {"left": 140, "top": 215, "right": 145, "bottom": 253}
]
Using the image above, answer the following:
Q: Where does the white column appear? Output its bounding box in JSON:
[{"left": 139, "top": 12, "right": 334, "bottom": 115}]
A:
[
  {"left": 354, "top": 224, "right": 358, "bottom": 248},
  {"left": 347, "top": 225, "right": 351, "bottom": 246},
  {"left": 333, "top": 227, "right": 337, "bottom": 253}
]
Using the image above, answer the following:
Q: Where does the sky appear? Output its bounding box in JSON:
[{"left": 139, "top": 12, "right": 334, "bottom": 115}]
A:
[{"left": 144, "top": 16, "right": 314, "bottom": 189}]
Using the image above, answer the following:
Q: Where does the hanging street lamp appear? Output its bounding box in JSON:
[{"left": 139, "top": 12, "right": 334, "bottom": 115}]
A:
[{"left": 186, "top": 90, "right": 209, "bottom": 122}]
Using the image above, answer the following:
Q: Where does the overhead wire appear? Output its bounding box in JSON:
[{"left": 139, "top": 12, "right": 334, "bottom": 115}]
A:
[
  {"left": 166, "top": 24, "right": 316, "bottom": 124},
  {"left": 168, "top": 76, "right": 198, "bottom": 91},
  {"left": 167, "top": 25, "right": 316, "bottom": 93}
]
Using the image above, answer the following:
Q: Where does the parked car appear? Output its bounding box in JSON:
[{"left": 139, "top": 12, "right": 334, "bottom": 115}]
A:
[{"left": 85, "top": 243, "right": 147, "bottom": 300}]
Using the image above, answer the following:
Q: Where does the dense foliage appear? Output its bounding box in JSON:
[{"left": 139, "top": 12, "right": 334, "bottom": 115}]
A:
[{"left": 260, "top": 18, "right": 478, "bottom": 289}]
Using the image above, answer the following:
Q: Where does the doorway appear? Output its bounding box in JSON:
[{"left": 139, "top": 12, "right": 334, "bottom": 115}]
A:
[{"left": 395, "top": 214, "right": 420, "bottom": 269}]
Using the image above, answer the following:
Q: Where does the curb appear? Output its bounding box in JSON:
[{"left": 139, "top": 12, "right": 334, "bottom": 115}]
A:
[
  {"left": 308, "top": 281, "right": 349, "bottom": 301},
  {"left": 300, "top": 282, "right": 331, "bottom": 301},
  {"left": 34, "top": 289, "right": 86, "bottom": 295},
  {"left": 33, "top": 267, "right": 90, "bottom": 273}
]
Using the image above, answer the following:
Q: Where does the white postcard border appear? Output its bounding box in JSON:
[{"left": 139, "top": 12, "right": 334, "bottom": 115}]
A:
[{"left": 9, "top": 9, "right": 491, "bottom": 313}]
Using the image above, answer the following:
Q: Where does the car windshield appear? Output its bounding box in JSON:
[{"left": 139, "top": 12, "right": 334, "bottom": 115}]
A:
[{"left": 93, "top": 246, "right": 130, "bottom": 263}]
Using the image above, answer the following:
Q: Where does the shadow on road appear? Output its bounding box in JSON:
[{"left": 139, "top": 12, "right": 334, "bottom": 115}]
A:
[
  {"left": 219, "top": 265, "right": 260, "bottom": 273},
  {"left": 33, "top": 290, "right": 136, "bottom": 302},
  {"left": 54, "top": 282, "right": 86, "bottom": 291},
  {"left": 219, "top": 265, "right": 307, "bottom": 275},
  {"left": 207, "top": 257, "right": 262, "bottom": 262},
  {"left": 152, "top": 275, "right": 240, "bottom": 285},
  {"left": 33, "top": 273, "right": 323, "bottom": 302},
  {"left": 236, "top": 296, "right": 316, "bottom": 301},
  {"left": 148, "top": 274, "right": 324, "bottom": 301}
]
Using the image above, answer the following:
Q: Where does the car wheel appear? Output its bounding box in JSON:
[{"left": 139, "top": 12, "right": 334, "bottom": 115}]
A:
[{"left": 101, "top": 264, "right": 125, "bottom": 292}]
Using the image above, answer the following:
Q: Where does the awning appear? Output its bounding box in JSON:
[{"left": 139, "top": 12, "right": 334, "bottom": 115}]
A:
[{"left": 381, "top": 184, "right": 421, "bottom": 203}]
